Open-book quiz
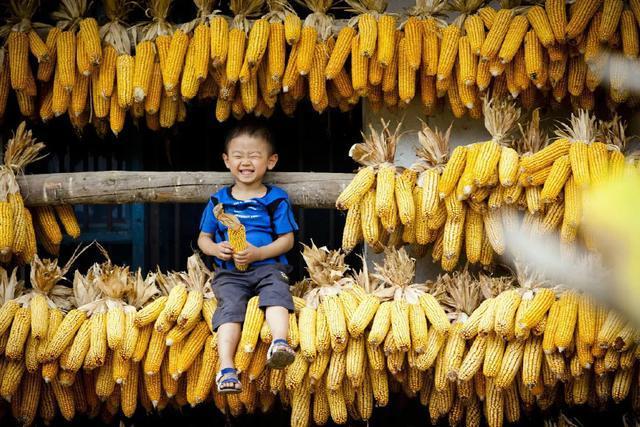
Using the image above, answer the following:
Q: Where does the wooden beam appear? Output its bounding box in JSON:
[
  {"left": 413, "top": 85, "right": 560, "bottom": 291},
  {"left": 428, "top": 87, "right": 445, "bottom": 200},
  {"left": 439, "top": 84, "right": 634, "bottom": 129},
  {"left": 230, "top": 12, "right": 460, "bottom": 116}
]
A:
[{"left": 17, "top": 171, "right": 355, "bottom": 209}]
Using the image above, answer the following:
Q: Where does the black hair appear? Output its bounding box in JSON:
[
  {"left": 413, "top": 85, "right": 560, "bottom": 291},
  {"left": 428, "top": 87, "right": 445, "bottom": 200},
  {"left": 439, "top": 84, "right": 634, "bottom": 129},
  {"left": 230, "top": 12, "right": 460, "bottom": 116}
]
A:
[{"left": 224, "top": 118, "right": 275, "bottom": 154}]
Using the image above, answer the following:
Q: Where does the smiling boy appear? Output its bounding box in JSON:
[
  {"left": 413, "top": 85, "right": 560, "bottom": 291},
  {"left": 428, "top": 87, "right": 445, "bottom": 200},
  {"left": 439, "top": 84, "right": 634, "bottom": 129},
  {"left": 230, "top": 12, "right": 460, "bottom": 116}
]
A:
[{"left": 197, "top": 121, "right": 298, "bottom": 394}]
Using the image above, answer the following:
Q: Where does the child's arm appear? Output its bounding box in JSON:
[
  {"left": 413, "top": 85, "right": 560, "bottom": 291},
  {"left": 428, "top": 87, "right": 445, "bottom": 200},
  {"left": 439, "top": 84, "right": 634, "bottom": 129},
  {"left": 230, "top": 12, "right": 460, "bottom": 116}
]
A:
[
  {"left": 197, "top": 232, "right": 233, "bottom": 261},
  {"left": 232, "top": 232, "right": 294, "bottom": 266}
]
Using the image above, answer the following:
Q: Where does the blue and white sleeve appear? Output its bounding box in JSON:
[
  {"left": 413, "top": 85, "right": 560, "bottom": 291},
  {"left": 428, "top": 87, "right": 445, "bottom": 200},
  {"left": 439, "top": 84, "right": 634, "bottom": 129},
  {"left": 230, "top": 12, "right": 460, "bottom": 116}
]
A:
[
  {"left": 272, "top": 198, "right": 299, "bottom": 235},
  {"left": 199, "top": 199, "right": 219, "bottom": 234}
]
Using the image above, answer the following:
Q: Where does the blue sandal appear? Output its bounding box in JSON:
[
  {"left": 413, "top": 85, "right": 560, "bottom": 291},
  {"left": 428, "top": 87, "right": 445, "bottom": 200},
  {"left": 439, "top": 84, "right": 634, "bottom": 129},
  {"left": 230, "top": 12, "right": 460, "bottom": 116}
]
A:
[
  {"left": 266, "top": 339, "right": 295, "bottom": 369},
  {"left": 216, "top": 367, "right": 242, "bottom": 394}
]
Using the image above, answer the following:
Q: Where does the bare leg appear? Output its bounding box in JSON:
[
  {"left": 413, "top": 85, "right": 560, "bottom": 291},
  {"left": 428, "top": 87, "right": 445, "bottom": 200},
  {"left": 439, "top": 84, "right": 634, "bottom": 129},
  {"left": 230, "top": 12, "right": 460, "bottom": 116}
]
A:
[
  {"left": 265, "top": 306, "right": 289, "bottom": 341},
  {"left": 217, "top": 322, "right": 242, "bottom": 390}
]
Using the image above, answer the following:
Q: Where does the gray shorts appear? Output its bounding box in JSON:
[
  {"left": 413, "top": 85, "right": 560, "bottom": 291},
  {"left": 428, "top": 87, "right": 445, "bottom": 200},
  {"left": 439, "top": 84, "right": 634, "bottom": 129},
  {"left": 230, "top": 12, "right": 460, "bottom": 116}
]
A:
[{"left": 211, "top": 263, "right": 294, "bottom": 331}]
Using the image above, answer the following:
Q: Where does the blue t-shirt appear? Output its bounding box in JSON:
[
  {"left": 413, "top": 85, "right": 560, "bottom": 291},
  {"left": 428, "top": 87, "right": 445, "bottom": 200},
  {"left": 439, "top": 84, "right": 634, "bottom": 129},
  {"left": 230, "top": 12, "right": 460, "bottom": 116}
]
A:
[{"left": 199, "top": 185, "right": 298, "bottom": 269}]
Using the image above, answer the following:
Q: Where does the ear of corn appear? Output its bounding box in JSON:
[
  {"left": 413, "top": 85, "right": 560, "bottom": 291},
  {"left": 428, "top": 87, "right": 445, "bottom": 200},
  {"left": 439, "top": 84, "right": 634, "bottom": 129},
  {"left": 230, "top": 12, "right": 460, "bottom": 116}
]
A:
[
  {"left": 326, "top": 27, "right": 356, "bottom": 80},
  {"left": 297, "top": 26, "right": 317, "bottom": 76},
  {"left": 481, "top": 9, "right": 514, "bottom": 61},
  {"left": 437, "top": 25, "right": 461, "bottom": 82},
  {"left": 566, "top": 0, "right": 603, "bottom": 40}
]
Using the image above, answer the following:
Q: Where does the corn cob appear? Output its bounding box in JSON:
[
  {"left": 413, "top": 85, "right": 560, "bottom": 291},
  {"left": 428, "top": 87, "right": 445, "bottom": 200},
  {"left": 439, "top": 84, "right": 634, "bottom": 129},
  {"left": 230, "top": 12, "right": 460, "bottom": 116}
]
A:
[
  {"left": 398, "top": 38, "right": 416, "bottom": 103},
  {"left": 437, "top": 25, "right": 461, "bottom": 82},
  {"left": 566, "top": 0, "right": 603, "bottom": 40},
  {"left": 546, "top": 0, "right": 567, "bottom": 43},
  {"left": 481, "top": 9, "right": 514, "bottom": 61},
  {"left": 323, "top": 296, "right": 347, "bottom": 352},
  {"left": 6, "top": 306, "right": 30, "bottom": 360},
  {"left": 358, "top": 13, "right": 377, "bottom": 57},
  {"left": 422, "top": 18, "right": 439, "bottom": 77},
  {"left": 297, "top": 26, "right": 317, "bottom": 76},
  {"left": 526, "top": 6, "right": 555, "bottom": 48},
  {"left": 599, "top": 0, "right": 623, "bottom": 43},
  {"left": 495, "top": 340, "right": 525, "bottom": 388},
  {"left": 352, "top": 35, "right": 369, "bottom": 95},
  {"left": 498, "top": 15, "right": 529, "bottom": 64},
  {"left": 465, "top": 15, "right": 485, "bottom": 55},
  {"left": 27, "top": 30, "right": 48, "bottom": 65},
  {"left": 520, "top": 138, "right": 570, "bottom": 172},
  {"left": 621, "top": 9, "right": 639, "bottom": 58},
  {"left": 209, "top": 15, "right": 229, "bottom": 68},
  {"left": 56, "top": 31, "right": 76, "bottom": 91},
  {"left": 8, "top": 31, "right": 30, "bottom": 91}
]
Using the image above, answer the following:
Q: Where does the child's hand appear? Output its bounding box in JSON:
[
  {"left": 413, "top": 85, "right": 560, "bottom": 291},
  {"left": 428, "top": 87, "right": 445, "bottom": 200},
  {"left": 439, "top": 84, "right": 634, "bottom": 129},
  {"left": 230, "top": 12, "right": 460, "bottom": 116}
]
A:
[
  {"left": 233, "top": 244, "right": 263, "bottom": 265},
  {"left": 214, "top": 242, "right": 234, "bottom": 261}
]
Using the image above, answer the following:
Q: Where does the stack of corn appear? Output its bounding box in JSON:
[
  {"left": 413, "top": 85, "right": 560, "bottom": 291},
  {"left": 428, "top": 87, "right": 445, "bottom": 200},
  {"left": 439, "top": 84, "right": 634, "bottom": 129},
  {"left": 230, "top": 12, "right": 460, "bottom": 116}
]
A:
[
  {"left": 0, "top": 246, "right": 638, "bottom": 426},
  {"left": 2, "top": 0, "right": 640, "bottom": 129},
  {"left": 339, "top": 102, "right": 640, "bottom": 270}
]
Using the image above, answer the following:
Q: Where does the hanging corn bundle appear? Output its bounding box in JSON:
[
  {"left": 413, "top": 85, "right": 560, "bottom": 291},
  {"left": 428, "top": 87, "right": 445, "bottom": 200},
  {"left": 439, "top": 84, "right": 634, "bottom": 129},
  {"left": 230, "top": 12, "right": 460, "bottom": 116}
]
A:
[
  {"left": 285, "top": 0, "right": 333, "bottom": 113},
  {"left": 226, "top": 0, "right": 265, "bottom": 85},
  {"left": 413, "top": 122, "right": 464, "bottom": 269},
  {"left": 342, "top": 0, "right": 391, "bottom": 105},
  {"left": 298, "top": 243, "right": 359, "bottom": 355},
  {"left": 0, "top": 0, "right": 50, "bottom": 119},
  {"left": 274, "top": 243, "right": 360, "bottom": 425},
  {"left": 255, "top": 0, "right": 295, "bottom": 107},
  {"left": 371, "top": 248, "right": 452, "bottom": 360},
  {"left": 49, "top": 0, "right": 87, "bottom": 125},
  {"left": 402, "top": 0, "right": 448, "bottom": 114},
  {"left": 165, "top": 253, "right": 213, "bottom": 348},
  {"left": 115, "top": 270, "right": 157, "bottom": 417},
  {"left": 555, "top": 109, "right": 596, "bottom": 190},
  {"left": 337, "top": 119, "right": 401, "bottom": 253},
  {"left": 0, "top": 0, "right": 47, "bottom": 109},
  {"left": 599, "top": 114, "right": 636, "bottom": 181},
  {"left": 178, "top": 1, "right": 214, "bottom": 102},
  {"left": 138, "top": 0, "right": 175, "bottom": 125},
  {"left": 0, "top": 265, "right": 25, "bottom": 351},
  {"left": 512, "top": 108, "right": 548, "bottom": 222},
  {"left": 431, "top": 269, "right": 485, "bottom": 421},
  {"left": 0, "top": 122, "right": 57, "bottom": 264},
  {"left": 442, "top": 0, "right": 485, "bottom": 116},
  {"left": 98, "top": 0, "right": 134, "bottom": 135}
]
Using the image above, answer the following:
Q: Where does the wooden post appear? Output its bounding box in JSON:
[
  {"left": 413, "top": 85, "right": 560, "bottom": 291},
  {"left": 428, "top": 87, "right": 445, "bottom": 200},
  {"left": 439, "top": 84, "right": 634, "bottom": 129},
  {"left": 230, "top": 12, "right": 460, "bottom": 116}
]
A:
[{"left": 17, "top": 171, "right": 355, "bottom": 209}]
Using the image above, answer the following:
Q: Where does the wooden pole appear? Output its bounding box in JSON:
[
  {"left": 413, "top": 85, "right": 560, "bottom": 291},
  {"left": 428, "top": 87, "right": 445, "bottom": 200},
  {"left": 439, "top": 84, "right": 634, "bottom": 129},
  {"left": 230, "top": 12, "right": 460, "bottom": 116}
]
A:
[{"left": 17, "top": 171, "right": 355, "bottom": 209}]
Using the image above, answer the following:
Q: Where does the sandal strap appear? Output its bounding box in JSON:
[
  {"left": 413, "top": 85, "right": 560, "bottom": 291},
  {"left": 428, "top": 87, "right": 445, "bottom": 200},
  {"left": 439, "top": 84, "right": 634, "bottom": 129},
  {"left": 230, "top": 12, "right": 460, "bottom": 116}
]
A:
[
  {"left": 219, "top": 367, "right": 237, "bottom": 376},
  {"left": 217, "top": 368, "right": 240, "bottom": 385},
  {"left": 268, "top": 339, "right": 294, "bottom": 357}
]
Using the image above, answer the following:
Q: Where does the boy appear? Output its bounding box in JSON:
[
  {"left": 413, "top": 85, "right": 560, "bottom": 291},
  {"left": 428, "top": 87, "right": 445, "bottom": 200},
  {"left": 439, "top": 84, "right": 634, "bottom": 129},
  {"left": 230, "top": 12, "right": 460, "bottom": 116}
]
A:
[{"left": 197, "top": 121, "right": 298, "bottom": 394}]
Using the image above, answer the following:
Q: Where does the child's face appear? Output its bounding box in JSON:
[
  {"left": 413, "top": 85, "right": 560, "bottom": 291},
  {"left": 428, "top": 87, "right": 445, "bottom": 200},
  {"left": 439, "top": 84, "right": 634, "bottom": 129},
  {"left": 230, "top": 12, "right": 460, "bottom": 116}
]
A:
[{"left": 223, "top": 135, "right": 278, "bottom": 186}]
